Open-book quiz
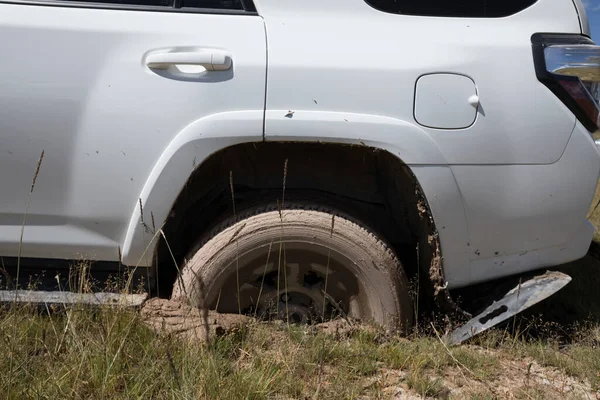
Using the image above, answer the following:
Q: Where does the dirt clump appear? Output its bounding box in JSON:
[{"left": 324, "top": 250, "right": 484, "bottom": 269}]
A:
[
  {"left": 313, "top": 318, "right": 359, "bottom": 338},
  {"left": 141, "top": 298, "right": 252, "bottom": 341}
]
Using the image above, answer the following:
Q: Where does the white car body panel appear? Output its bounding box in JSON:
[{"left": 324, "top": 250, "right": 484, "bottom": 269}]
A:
[
  {"left": 259, "top": 0, "right": 598, "bottom": 287},
  {"left": 454, "top": 122, "right": 600, "bottom": 286},
  {"left": 571, "top": 0, "right": 591, "bottom": 36},
  {"left": 0, "top": 0, "right": 598, "bottom": 291},
  {"left": 0, "top": 4, "right": 266, "bottom": 262},
  {"left": 259, "top": 0, "right": 581, "bottom": 166}
]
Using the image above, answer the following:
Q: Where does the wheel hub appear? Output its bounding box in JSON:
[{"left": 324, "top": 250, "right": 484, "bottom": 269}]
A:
[{"left": 214, "top": 247, "right": 360, "bottom": 323}]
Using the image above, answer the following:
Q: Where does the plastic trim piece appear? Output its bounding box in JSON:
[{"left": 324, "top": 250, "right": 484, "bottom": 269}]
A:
[
  {"left": 447, "top": 271, "right": 571, "bottom": 345},
  {"left": 0, "top": 0, "right": 258, "bottom": 14},
  {"left": 363, "top": 0, "right": 538, "bottom": 18}
]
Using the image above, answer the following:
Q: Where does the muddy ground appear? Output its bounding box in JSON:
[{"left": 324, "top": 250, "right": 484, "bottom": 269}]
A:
[{"left": 138, "top": 243, "right": 600, "bottom": 399}]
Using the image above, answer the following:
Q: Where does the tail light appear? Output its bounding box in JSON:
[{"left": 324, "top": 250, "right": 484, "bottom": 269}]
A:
[{"left": 532, "top": 33, "right": 600, "bottom": 132}]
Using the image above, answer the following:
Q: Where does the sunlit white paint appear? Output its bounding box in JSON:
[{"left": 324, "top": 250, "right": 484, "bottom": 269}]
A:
[{"left": 0, "top": 0, "right": 597, "bottom": 291}]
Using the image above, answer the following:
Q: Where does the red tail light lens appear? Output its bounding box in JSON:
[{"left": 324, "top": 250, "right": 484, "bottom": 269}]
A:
[{"left": 532, "top": 34, "right": 600, "bottom": 132}]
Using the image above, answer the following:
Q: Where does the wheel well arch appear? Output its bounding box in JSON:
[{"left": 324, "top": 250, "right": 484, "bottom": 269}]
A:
[{"left": 152, "top": 141, "right": 454, "bottom": 311}]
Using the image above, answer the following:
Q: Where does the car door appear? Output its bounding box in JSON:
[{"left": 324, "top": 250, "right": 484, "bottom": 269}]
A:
[{"left": 0, "top": 0, "right": 266, "bottom": 261}]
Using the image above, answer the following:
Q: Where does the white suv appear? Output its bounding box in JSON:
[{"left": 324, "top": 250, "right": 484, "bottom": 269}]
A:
[{"left": 0, "top": 0, "right": 598, "bottom": 328}]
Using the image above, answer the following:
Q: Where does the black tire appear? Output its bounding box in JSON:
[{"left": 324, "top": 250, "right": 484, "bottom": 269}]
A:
[{"left": 171, "top": 206, "right": 413, "bottom": 331}]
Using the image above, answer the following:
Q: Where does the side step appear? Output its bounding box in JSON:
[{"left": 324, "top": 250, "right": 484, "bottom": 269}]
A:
[
  {"left": 0, "top": 290, "right": 148, "bottom": 308},
  {"left": 447, "top": 271, "right": 571, "bottom": 346}
]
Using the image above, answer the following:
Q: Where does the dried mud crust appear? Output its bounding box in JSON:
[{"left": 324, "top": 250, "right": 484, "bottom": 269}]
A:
[
  {"left": 415, "top": 192, "right": 468, "bottom": 320},
  {"left": 142, "top": 298, "right": 364, "bottom": 341},
  {"left": 171, "top": 206, "right": 413, "bottom": 330},
  {"left": 141, "top": 298, "right": 251, "bottom": 341}
]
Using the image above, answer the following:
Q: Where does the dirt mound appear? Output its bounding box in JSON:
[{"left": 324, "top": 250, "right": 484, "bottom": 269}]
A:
[
  {"left": 141, "top": 298, "right": 252, "bottom": 341},
  {"left": 142, "top": 298, "right": 373, "bottom": 341}
]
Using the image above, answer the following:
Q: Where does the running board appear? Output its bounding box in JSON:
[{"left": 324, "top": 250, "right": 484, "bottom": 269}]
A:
[
  {"left": 0, "top": 290, "right": 148, "bottom": 308},
  {"left": 447, "top": 271, "right": 571, "bottom": 346}
]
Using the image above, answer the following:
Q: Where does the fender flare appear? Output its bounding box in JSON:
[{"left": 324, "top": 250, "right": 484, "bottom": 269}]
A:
[
  {"left": 122, "top": 109, "right": 471, "bottom": 289},
  {"left": 264, "top": 110, "right": 471, "bottom": 287},
  {"left": 264, "top": 109, "right": 447, "bottom": 165},
  {"left": 121, "top": 110, "right": 264, "bottom": 266}
]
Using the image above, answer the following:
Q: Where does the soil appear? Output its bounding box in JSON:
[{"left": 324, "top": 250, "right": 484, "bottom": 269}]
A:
[
  {"left": 140, "top": 298, "right": 252, "bottom": 341},
  {"left": 370, "top": 350, "right": 599, "bottom": 399},
  {"left": 140, "top": 242, "right": 600, "bottom": 399},
  {"left": 141, "top": 298, "right": 363, "bottom": 341},
  {"left": 141, "top": 298, "right": 599, "bottom": 399}
]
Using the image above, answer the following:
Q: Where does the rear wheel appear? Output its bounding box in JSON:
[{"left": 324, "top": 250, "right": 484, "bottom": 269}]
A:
[{"left": 171, "top": 206, "right": 413, "bottom": 330}]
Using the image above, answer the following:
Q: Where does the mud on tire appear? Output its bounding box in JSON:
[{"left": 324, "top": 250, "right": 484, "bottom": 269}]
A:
[{"left": 171, "top": 206, "right": 413, "bottom": 331}]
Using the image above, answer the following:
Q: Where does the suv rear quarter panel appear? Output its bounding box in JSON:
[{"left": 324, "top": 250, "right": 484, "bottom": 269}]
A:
[
  {"left": 258, "top": 0, "right": 590, "bottom": 287},
  {"left": 258, "top": 0, "right": 581, "bottom": 166}
]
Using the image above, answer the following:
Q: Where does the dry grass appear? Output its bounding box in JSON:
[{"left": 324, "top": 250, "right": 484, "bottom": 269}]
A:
[
  {"left": 0, "top": 301, "right": 499, "bottom": 399},
  {"left": 587, "top": 178, "right": 600, "bottom": 242},
  {"left": 2, "top": 159, "right": 600, "bottom": 399},
  {"left": 1, "top": 299, "right": 599, "bottom": 399},
  {"left": 0, "top": 259, "right": 598, "bottom": 400}
]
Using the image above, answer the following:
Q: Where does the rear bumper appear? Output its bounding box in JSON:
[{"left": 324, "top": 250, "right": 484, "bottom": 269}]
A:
[
  {"left": 467, "top": 219, "right": 594, "bottom": 285},
  {"left": 449, "top": 121, "right": 600, "bottom": 287}
]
